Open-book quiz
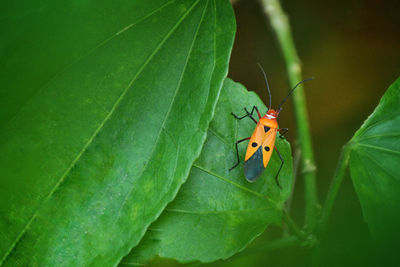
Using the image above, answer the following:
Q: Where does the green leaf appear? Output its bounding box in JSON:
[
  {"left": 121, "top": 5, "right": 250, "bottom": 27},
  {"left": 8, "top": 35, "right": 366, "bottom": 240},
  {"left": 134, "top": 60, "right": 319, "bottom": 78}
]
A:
[
  {"left": 121, "top": 78, "right": 294, "bottom": 264},
  {"left": 348, "top": 77, "right": 400, "bottom": 241},
  {"left": 0, "top": 0, "right": 235, "bottom": 265}
]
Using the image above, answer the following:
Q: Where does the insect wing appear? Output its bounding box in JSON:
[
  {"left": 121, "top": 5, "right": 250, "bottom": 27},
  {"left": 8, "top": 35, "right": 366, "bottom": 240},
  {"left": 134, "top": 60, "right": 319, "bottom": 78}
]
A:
[
  {"left": 243, "top": 123, "right": 265, "bottom": 182},
  {"left": 244, "top": 123, "right": 264, "bottom": 161},
  {"left": 244, "top": 146, "right": 264, "bottom": 182},
  {"left": 261, "top": 128, "right": 276, "bottom": 168}
]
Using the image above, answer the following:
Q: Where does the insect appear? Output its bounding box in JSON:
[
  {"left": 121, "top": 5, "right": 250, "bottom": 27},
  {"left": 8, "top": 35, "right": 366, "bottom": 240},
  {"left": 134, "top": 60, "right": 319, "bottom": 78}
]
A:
[{"left": 230, "top": 64, "right": 313, "bottom": 188}]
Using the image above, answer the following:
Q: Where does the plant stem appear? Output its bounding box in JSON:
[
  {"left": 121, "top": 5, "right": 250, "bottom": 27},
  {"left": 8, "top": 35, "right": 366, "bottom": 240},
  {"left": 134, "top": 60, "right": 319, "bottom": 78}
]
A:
[
  {"left": 259, "top": 0, "right": 319, "bottom": 229},
  {"left": 283, "top": 211, "right": 305, "bottom": 240},
  {"left": 316, "top": 145, "right": 351, "bottom": 235}
]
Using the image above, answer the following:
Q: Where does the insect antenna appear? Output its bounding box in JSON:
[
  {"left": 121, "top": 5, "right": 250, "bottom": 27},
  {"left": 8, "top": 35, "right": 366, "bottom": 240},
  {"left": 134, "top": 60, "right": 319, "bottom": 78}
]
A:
[
  {"left": 277, "top": 77, "right": 314, "bottom": 112},
  {"left": 257, "top": 63, "right": 272, "bottom": 110}
]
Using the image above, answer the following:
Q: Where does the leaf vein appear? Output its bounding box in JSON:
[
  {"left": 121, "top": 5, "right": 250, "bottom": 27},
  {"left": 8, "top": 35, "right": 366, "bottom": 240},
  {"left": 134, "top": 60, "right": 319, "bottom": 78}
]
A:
[
  {"left": 1, "top": 0, "right": 174, "bottom": 131},
  {"left": 0, "top": 0, "right": 198, "bottom": 264},
  {"left": 165, "top": 207, "right": 274, "bottom": 215},
  {"left": 361, "top": 150, "right": 400, "bottom": 183},
  {"left": 357, "top": 132, "right": 400, "bottom": 141},
  {"left": 115, "top": 0, "right": 206, "bottom": 220},
  {"left": 193, "top": 163, "right": 278, "bottom": 207},
  {"left": 208, "top": 128, "right": 230, "bottom": 147},
  {"left": 357, "top": 143, "right": 400, "bottom": 156}
]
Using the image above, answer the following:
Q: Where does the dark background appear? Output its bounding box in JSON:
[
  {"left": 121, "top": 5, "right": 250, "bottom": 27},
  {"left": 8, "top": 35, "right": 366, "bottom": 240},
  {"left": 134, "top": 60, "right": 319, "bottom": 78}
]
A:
[{"left": 227, "top": 0, "right": 399, "bottom": 266}]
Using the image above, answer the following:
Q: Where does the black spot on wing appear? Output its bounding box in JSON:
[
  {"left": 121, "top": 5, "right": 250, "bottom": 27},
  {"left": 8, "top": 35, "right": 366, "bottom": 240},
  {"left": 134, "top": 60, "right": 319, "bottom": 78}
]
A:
[
  {"left": 264, "top": 126, "right": 270, "bottom": 133},
  {"left": 251, "top": 142, "right": 258, "bottom": 147},
  {"left": 244, "top": 146, "right": 265, "bottom": 182},
  {"left": 264, "top": 146, "right": 270, "bottom": 152}
]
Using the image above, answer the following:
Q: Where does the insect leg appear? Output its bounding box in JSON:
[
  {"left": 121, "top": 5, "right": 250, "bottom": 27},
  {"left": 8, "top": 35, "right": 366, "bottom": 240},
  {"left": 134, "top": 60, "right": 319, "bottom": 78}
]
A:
[
  {"left": 231, "top": 105, "right": 260, "bottom": 124},
  {"left": 274, "top": 147, "right": 284, "bottom": 189},
  {"left": 251, "top": 105, "right": 262, "bottom": 119},
  {"left": 229, "top": 137, "right": 251, "bottom": 171},
  {"left": 278, "top": 128, "right": 289, "bottom": 139}
]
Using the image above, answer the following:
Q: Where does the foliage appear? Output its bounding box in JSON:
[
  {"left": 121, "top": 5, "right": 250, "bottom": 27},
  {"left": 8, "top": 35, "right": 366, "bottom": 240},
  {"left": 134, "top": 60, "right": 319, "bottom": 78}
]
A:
[
  {"left": 1, "top": 0, "right": 399, "bottom": 266},
  {"left": 348, "top": 77, "right": 400, "bottom": 242}
]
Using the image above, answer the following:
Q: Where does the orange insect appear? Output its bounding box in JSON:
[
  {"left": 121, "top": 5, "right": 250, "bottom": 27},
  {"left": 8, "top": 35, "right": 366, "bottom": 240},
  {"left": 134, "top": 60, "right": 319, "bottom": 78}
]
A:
[{"left": 230, "top": 64, "right": 313, "bottom": 188}]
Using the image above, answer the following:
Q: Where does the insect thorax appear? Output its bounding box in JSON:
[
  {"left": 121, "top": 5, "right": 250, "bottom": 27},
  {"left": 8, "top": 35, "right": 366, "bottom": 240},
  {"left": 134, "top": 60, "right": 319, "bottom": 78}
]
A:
[{"left": 259, "top": 117, "right": 278, "bottom": 129}]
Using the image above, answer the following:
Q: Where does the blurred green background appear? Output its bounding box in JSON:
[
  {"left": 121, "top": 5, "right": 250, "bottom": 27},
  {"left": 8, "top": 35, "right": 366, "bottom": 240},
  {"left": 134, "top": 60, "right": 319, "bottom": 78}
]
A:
[{"left": 149, "top": 0, "right": 400, "bottom": 266}]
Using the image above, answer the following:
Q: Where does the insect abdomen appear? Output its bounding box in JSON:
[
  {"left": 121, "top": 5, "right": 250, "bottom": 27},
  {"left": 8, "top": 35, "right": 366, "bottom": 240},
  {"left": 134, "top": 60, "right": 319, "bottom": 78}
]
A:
[{"left": 244, "top": 146, "right": 265, "bottom": 182}]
